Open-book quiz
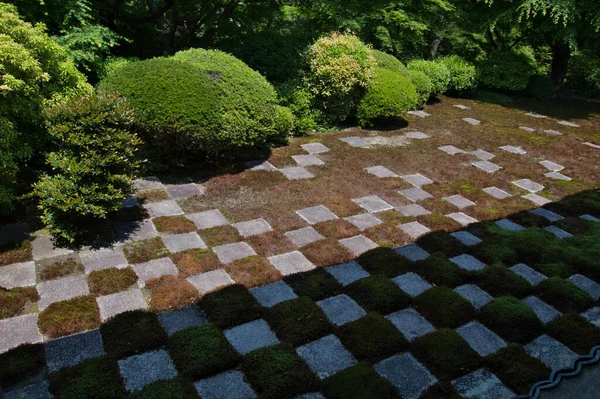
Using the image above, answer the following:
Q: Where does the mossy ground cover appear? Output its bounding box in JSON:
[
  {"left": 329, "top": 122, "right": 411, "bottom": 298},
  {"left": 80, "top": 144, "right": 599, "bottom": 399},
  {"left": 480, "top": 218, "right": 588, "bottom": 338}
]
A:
[
  {"left": 0, "top": 240, "right": 32, "bottom": 266},
  {"left": 38, "top": 295, "right": 100, "bottom": 338},
  {"left": 535, "top": 277, "right": 594, "bottom": 312},
  {"left": 356, "top": 247, "right": 412, "bottom": 277},
  {"left": 123, "top": 237, "right": 170, "bottom": 264},
  {"left": 284, "top": 268, "right": 342, "bottom": 301},
  {"left": 323, "top": 363, "right": 402, "bottom": 399},
  {"left": 301, "top": 238, "right": 354, "bottom": 267},
  {"left": 88, "top": 267, "right": 138, "bottom": 296},
  {"left": 414, "top": 254, "right": 465, "bottom": 287},
  {"left": 0, "top": 286, "right": 39, "bottom": 319},
  {"left": 0, "top": 343, "right": 45, "bottom": 386},
  {"left": 152, "top": 216, "right": 196, "bottom": 234},
  {"left": 337, "top": 313, "right": 407, "bottom": 360},
  {"left": 128, "top": 379, "right": 199, "bottom": 399},
  {"left": 199, "top": 284, "right": 261, "bottom": 328},
  {"left": 344, "top": 275, "right": 410, "bottom": 314},
  {"left": 38, "top": 257, "right": 84, "bottom": 281},
  {"left": 414, "top": 286, "right": 476, "bottom": 328},
  {"left": 171, "top": 248, "right": 222, "bottom": 277},
  {"left": 100, "top": 311, "right": 167, "bottom": 359},
  {"left": 265, "top": 297, "right": 332, "bottom": 346},
  {"left": 480, "top": 297, "right": 543, "bottom": 343}
]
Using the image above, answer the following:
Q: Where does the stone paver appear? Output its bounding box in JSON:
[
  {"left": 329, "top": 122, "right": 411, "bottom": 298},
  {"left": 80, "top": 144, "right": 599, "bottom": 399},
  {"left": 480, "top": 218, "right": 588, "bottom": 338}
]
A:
[
  {"left": 450, "top": 231, "right": 482, "bottom": 246},
  {"left": 45, "top": 329, "right": 105, "bottom": 373},
  {"left": 213, "top": 242, "right": 257, "bottom": 264},
  {"left": 520, "top": 126, "right": 536, "bottom": 132},
  {"left": 317, "top": 294, "right": 366, "bottom": 326},
  {"left": 452, "top": 369, "right": 515, "bottom": 399},
  {"left": 232, "top": 218, "right": 272, "bottom": 237},
  {"left": 581, "top": 214, "right": 600, "bottom": 222},
  {"left": 295, "top": 394, "right": 326, "bottom": 399},
  {"left": 246, "top": 160, "right": 277, "bottom": 172},
  {"left": 454, "top": 104, "right": 471, "bottom": 110},
  {"left": 397, "top": 204, "right": 431, "bottom": 217},
  {"left": 375, "top": 353, "right": 437, "bottom": 399},
  {"left": 80, "top": 247, "right": 127, "bottom": 274},
  {"left": 447, "top": 212, "right": 478, "bottom": 226},
  {"left": 545, "top": 171, "right": 572, "bottom": 181},
  {"left": 395, "top": 244, "right": 430, "bottom": 261},
  {"left": 158, "top": 306, "right": 208, "bottom": 336},
  {"left": 194, "top": 370, "right": 257, "bottom": 399},
  {"left": 509, "top": 264, "right": 547, "bottom": 286},
  {"left": 144, "top": 200, "right": 184, "bottom": 218},
  {"left": 345, "top": 213, "right": 383, "bottom": 231},
  {"left": 352, "top": 195, "right": 394, "bottom": 213},
  {"left": 122, "top": 194, "right": 142, "bottom": 207},
  {"left": 443, "top": 195, "right": 476, "bottom": 209},
  {"left": 583, "top": 141, "right": 600, "bottom": 149},
  {"left": 31, "top": 235, "right": 73, "bottom": 261},
  {"left": 293, "top": 154, "right": 325, "bottom": 167},
  {"left": 525, "top": 335, "right": 577, "bottom": 371},
  {"left": 463, "top": 117, "right": 481, "bottom": 125},
  {"left": 0, "top": 314, "right": 42, "bottom": 354},
  {"left": 268, "top": 251, "right": 316, "bottom": 276},
  {"left": 512, "top": 179, "right": 544, "bottom": 193},
  {"left": 581, "top": 307, "right": 600, "bottom": 328},
  {"left": 250, "top": 281, "right": 298, "bottom": 308},
  {"left": 296, "top": 335, "right": 357, "bottom": 379},
  {"left": 284, "top": 227, "right": 325, "bottom": 247},
  {"left": 0, "top": 222, "right": 28, "bottom": 246},
  {"left": 450, "top": 254, "right": 487, "bottom": 271},
  {"left": 523, "top": 193, "right": 552, "bottom": 206},
  {"left": 5, "top": 381, "right": 50, "bottom": 399},
  {"left": 37, "top": 275, "right": 90, "bottom": 310},
  {"left": 132, "top": 257, "right": 178, "bottom": 286},
  {"left": 454, "top": 284, "right": 493, "bottom": 310},
  {"left": 530, "top": 208, "right": 564, "bottom": 222},
  {"left": 326, "top": 261, "right": 369, "bottom": 286},
  {"left": 392, "top": 272, "right": 432, "bottom": 297},
  {"left": 301, "top": 143, "right": 330, "bottom": 154},
  {"left": 296, "top": 205, "right": 338, "bottom": 224},
  {"left": 398, "top": 187, "right": 433, "bottom": 202},
  {"left": 0, "top": 261, "right": 36, "bottom": 289},
  {"left": 483, "top": 186, "right": 512, "bottom": 199},
  {"left": 339, "top": 136, "right": 371, "bottom": 148},
  {"left": 558, "top": 120, "right": 579, "bottom": 127},
  {"left": 499, "top": 145, "right": 527, "bottom": 154},
  {"left": 522, "top": 296, "right": 561, "bottom": 324},
  {"left": 472, "top": 160, "right": 502, "bottom": 173},
  {"left": 116, "top": 219, "right": 158, "bottom": 242},
  {"left": 96, "top": 289, "right": 148, "bottom": 321},
  {"left": 545, "top": 226, "right": 573, "bottom": 239},
  {"left": 568, "top": 274, "right": 600, "bottom": 300},
  {"left": 187, "top": 269, "right": 235, "bottom": 295},
  {"left": 118, "top": 349, "right": 178, "bottom": 392},
  {"left": 400, "top": 174, "right": 433, "bottom": 187},
  {"left": 186, "top": 209, "right": 229, "bottom": 229},
  {"left": 405, "top": 131, "right": 430, "bottom": 139},
  {"left": 527, "top": 112, "right": 547, "bottom": 118},
  {"left": 162, "top": 232, "right": 207, "bottom": 253},
  {"left": 439, "top": 145, "right": 466, "bottom": 155},
  {"left": 386, "top": 308, "right": 435, "bottom": 341},
  {"left": 224, "top": 319, "right": 279, "bottom": 355},
  {"left": 456, "top": 321, "right": 507, "bottom": 356},
  {"left": 166, "top": 183, "right": 204, "bottom": 199},
  {"left": 495, "top": 218, "right": 526, "bottom": 231},
  {"left": 408, "top": 110, "right": 430, "bottom": 118},
  {"left": 134, "top": 176, "right": 163, "bottom": 191},
  {"left": 339, "top": 235, "right": 378, "bottom": 256},
  {"left": 539, "top": 160, "right": 564, "bottom": 172},
  {"left": 470, "top": 149, "right": 495, "bottom": 160},
  {"left": 398, "top": 221, "right": 430, "bottom": 239},
  {"left": 365, "top": 165, "right": 399, "bottom": 178},
  {"left": 280, "top": 166, "right": 314, "bottom": 180},
  {"left": 544, "top": 129, "right": 562, "bottom": 136}
]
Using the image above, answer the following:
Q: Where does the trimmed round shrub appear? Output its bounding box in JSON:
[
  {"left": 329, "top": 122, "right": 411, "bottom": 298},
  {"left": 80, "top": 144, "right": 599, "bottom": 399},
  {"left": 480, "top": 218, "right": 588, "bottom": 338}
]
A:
[
  {"left": 371, "top": 49, "right": 410, "bottom": 77},
  {"left": 439, "top": 55, "right": 477, "bottom": 96},
  {"left": 409, "top": 70, "right": 433, "bottom": 106},
  {"left": 480, "top": 297, "right": 543, "bottom": 343},
  {"left": 477, "top": 48, "right": 539, "bottom": 91},
  {"left": 408, "top": 59, "right": 450, "bottom": 95},
  {"left": 357, "top": 67, "right": 418, "bottom": 127},
  {"left": 528, "top": 75, "right": 554, "bottom": 101}
]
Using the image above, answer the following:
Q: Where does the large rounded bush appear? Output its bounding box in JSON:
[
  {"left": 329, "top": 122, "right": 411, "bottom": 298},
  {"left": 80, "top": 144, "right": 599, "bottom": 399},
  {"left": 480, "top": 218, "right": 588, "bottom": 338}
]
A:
[
  {"left": 409, "top": 70, "right": 433, "bottom": 106},
  {"left": 100, "top": 49, "right": 289, "bottom": 158},
  {"left": 408, "top": 60, "right": 450, "bottom": 95},
  {"left": 357, "top": 68, "right": 418, "bottom": 127},
  {"left": 477, "top": 48, "right": 539, "bottom": 92},
  {"left": 565, "top": 53, "right": 600, "bottom": 98},
  {"left": 371, "top": 50, "right": 410, "bottom": 78},
  {"left": 439, "top": 55, "right": 477, "bottom": 96}
]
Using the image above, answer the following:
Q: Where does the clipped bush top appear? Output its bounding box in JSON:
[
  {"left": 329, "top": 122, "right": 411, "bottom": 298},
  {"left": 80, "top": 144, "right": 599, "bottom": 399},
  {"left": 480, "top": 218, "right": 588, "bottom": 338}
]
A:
[{"left": 372, "top": 49, "right": 410, "bottom": 77}]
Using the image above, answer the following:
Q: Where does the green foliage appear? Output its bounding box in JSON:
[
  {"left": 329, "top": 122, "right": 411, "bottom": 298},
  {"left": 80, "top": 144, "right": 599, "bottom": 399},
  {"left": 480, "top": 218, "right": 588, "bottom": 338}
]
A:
[
  {"left": 547, "top": 312, "right": 600, "bottom": 354},
  {"left": 528, "top": 75, "right": 554, "bottom": 100},
  {"left": 409, "top": 70, "right": 433, "bottom": 106},
  {"left": 439, "top": 55, "right": 477, "bottom": 96},
  {"left": 277, "top": 83, "right": 328, "bottom": 134},
  {"left": 100, "top": 311, "right": 167, "bottom": 359},
  {"left": 128, "top": 379, "right": 199, "bottom": 399},
  {"left": 199, "top": 284, "right": 261, "bottom": 329},
  {"left": 284, "top": 268, "right": 342, "bottom": 301},
  {"left": 485, "top": 344, "right": 551, "bottom": 394},
  {"left": 0, "top": 344, "right": 45, "bottom": 386},
  {"left": 408, "top": 59, "right": 450, "bottom": 95},
  {"left": 371, "top": 49, "right": 409, "bottom": 77},
  {"left": 535, "top": 277, "right": 594, "bottom": 312},
  {"left": 414, "top": 286, "right": 475, "bottom": 328},
  {"left": 477, "top": 49, "right": 539, "bottom": 92},
  {"left": 356, "top": 247, "right": 412, "bottom": 277},
  {"left": 337, "top": 313, "right": 407, "bottom": 360},
  {"left": 345, "top": 275, "right": 410, "bottom": 314},
  {"left": 323, "top": 363, "right": 402, "bottom": 399},
  {"left": 480, "top": 297, "right": 543, "bottom": 343},
  {"left": 265, "top": 297, "right": 332, "bottom": 346},
  {"left": 565, "top": 53, "right": 600, "bottom": 98},
  {"left": 357, "top": 67, "right": 418, "bottom": 127},
  {"left": 98, "top": 56, "right": 139, "bottom": 81},
  {"left": 474, "top": 264, "right": 531, "bottom": 298},
  {"left": 34, "top": 90, "right": 139, "bottom": 243}
]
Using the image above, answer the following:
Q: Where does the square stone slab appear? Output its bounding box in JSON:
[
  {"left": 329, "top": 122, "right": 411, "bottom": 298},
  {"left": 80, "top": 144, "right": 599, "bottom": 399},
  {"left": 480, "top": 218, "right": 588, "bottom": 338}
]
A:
[
  {"left": 297, "top": 205, "right": 338, "bottom": 224},
  {"left": 544, "top": 226, "right": 573, "bottom": 239},
  {"left": 158, "top": 306, "right": 208, "bottom": 336},
  {"left": 353, "top": 196, "right": 394, "bottom": 213},
  {"left": 232, "top": 218, "right": 272, "bottom": 238},
  {"left": 544, "top": 129, "right": 562, "bottom": 136},
  {"left": 454, "top": 104, "right": 471, "bottom": 110},
  {"left": 295, "top": 393, "right": 326, "bottom": 399},
  {"left": 499, "top": 145, "right": 527, "bottom": 155},
  {"left": 512, "top": 179, "right": 544, "bottom": 193},
  {"left": 119, "top": 349, "right": 178, "bottom": 392},
  {"left": 558, "top": 120, "right": 579, "bottom": 127},
  {"left": 144, "top": 200, "right": 184, "bottom": 218},
  {"left": 408, "top": 110, "right": 431, "bottom": 118},
  {"left": 443, "top": 195, "right": 476, "bottom": 209},
  {"left": 134, "top": 176, "right": 164, "bottom": 191},
  {"left": 296, "top": 335, "right": 357, "bottom": 379},
  {"left": 525, "top": 335, "right": 577, "bottom": 371},
  {"left": 439, "top": 145, "right": 466, "bottom": 155},
  {"left": 539, "top": 160, "right": 564, "bottom": 172},
  {"left": 0, "top": 261, "right": 36, "bottom": 289},
  {"left": 122, "top": 195, "right": 139, "bottom": 208},
  {"left": 268, "top": 251, "right": 316, "bottom": 276},
  {"left": 224, "top": 319, "right": 279, "bottom": 355},
  {"left": 509, "top": 264, "right": 547, "bottom": 286},
  {"left": 4, "top": 381, "right": 50, "bottom": 399},
  {"left": 545, "top": 171, "right": 572, "bottom": 181},
  {"left": 285, "top": 227, "right": 325, "bottom": 247},
  {"left": 0, "top": 314, "right": 43, "bottom": 354},
  {"left": 522, "top": 193, "right": 551, "bottom": 206},
  {"left": 582, "top": 307, "right": 600, "bottom": 328},
  {"left": 0, "top": 222, "right": 28, "bottom": 246},
  {"left": 520, "top": 126, "right": 536, "bottom": 132},
  {"left": 398, "top": 221, "right": 430, "bottom": 239},
  {"left": 339, "top": 235, "right": 378, "bottom": 256},
  {"left": 447, "top": 212, "right": 478, "bottom": 226},
  {"left": 293, "top": 154, "right": 325, "bottom": 167},
  {"left": 400, "top": 174, "right": 433, "bottom": 187},
  {"left": 213, "top": 242, "right": 257, "bottom": 264},
  {"left": 470, "top": 149, "right": 495, "bottom": 160},
  {"left": 522, "top": 296, "right": 561, "bottom": 324},
  {"left": 31, "top": 235, "right": 73, "bottom": 261},
  {"left": 326, "top": 261, "right": 370, "bottom": 286},
  {"left": 450, "top": 254, "right": 487, "bottom": 271},
  {"left": 301, "top": 142, "right": 330, "bottom": 154},
  {"left": 394, "top": 244, "right": 430, "bottom": 261},
  {"left": 463, "top": 117, "right": 481, "bottom": 125},
  {"left": 583, "top": 141, "right": 600, "bottom": 149},
  {"left": 187, "top": 269, "right": 234, "bottom": 295},
  {"left": 116, "top": 220, "right": 159, "bottom": 243},
  {"left": 483, "top": 187, "right": 512, "bottom": 199},
  {"left": 194, "top": 370, "right": 257, "bottom": 399},
  {"left": 527, "top": 112, "right": 547, "bottom": 118},
  {"left": 250, "top": 280, "right": 298, "bottom": 308},
  {"left": 96, "top": 289, "right": 148, "bottom": 321},
  {"left": 375, "top": 353, "right": 437, "bottom": 399},
  {"left": 494, "top": 219, "right": 525, "bottom": 231},
  {"left": 450, "top": 231, "right": 482, "bottom": 247},
  {"left": 472, "top": 160, "right": 502, "bottom": 173},
  {"left": 397, "top": 204, "right": 431, "bottom": 217},
  {"left": 166, "top": 183, "right": 204, "bottom": 199},
  {"left": 339, "top": 136, "right": 371, "bottom": 148},
  {"left": 187, "top": 209, "right": 230, "bottom": 229},
  {"left": 45, "top": 329, "right": 105, "bottom": 373},
  {"left": 452, "top": 369, "right": 515, "bottom": 399},
  {"left": 456, "top": 321, "right": 507, "bottom": 356},
  {"left": 568, "top": 274, "right": 600, "bottom": 300},
  {"left": 454, "top": 284, "right": 493, "bottom": 310},
  {"left": 398, "top": 187, "right": 433, "bottom": 202},
  {"left": 280, "top": 166, "right": 314, "bottom": 180},
  {"left": 365, "top": 165, "right": 398, "bottom": 178},
  {"left": 405, "top": 131, "right": 430, "bottom": 139},
  {"left": 392, "top": 272, "right": 432, "bottom": 297},
  {"left": 246, "top": 160, "right": 277, "bottom": 172},
  {"left": 386, "top": 309, "right": 435, "bottom": 342},
  {"left": 37, "top": 275, "right": 90, "bottom": 310},
  {"left": 317, "top": 294, "right": 366, "bottom": 326},
  {"left": 132, "top": 258, "right": 178, "bottom": 286},
  {"left": 581, "top": 214, "right": 600, "bottom": 223},
  {"left": 162, "top": 232, "right": 207, "bottom": 253},
  {"left": 530, "top": 208, "right": 564, "bottom": 222},
  {"left": 80, "top": 247, "right": 128, "bottom": 274},
  {"left": 345, "top": 213, "right": 383, "bottom": 231}
]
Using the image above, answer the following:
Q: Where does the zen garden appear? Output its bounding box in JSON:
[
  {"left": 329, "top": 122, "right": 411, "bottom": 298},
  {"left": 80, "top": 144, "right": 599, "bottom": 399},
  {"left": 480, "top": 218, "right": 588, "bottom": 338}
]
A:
[{"left": 2, "top": 1, "right": 600, "bottom": 399}]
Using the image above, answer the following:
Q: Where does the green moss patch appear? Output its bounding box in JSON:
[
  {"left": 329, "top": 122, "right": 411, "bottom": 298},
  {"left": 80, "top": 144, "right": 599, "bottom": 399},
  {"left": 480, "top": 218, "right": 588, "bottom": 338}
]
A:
[
  {"left": 88, "top": 267, "right": 138, "bottom": 296},
  {"left": 0, "top": 240, "right": 32, "bottom": 266},
  {"left": 531, "top": 262, "right": 573, "bottom": 278},
  {"left": 136, "top": 189, "right": 170, "bottom": 203},
  {"left": 100, "top": 311, "right": 167, "bottom": 359},
  {"left": 199, "top": 284, "right": 261, "bottom": 329},
  {"left": 345, "top": 275, "right": 410, "bottom": 314},
  {"left": 480, "top": 297, "right": 543, "bottom": 343},
  {"left": 323, "top": 363, "right": 401, "bottom": 399},
  {"left": 242, "top": 346, "right": 319, "bottom": 399},
  {"left": 509, "top": 210, "right": 551, "bottom": 228},
  {"left": 38, "top": 257, "right": 84, "bottom": 281},
  {"left": 547, "top": 312, "right": 600, "bottom": 354},
  {"left": 171, "top": 248, "right": 222, "bottom": 277},
  {"left": 337, "top": 313, "right": 407, "bottom": 361},
  {"left": 416, "top": 232, "right": 466, "bottom": 257},
  {"left": 554, "top": 217, "right": 594, "bottom": 236},
  {"left": 128, "top": 378, "right": 199, "bottom": 399},
  {"left": 535, "top": 277, "right": 594, "bottom": 312},
  {"left": 356, "top": 247, "right": 412, "bottom": 277},
  {"left": 414, "top": 286, "right": 475, "bottom": 328},
  {"left": 123, "top": 237, "right": 170, "bottom": 264},
  {"left": 38, "top": 295, "right": 100, "bottom": 339},
  {"left": 474, "top": 264, "right": 531, "bottom": 298},
  {"left": 0, "top": 286, "right": 39, "bottom": 319},
  {"left": 152, "top": 216, "right": 197, "bottom": 234},
  {"left": 168, "top": 325, "right": 240, "bottom": 379},
  {"left": 0, "top": 343, "right": 45, "bottom": 386},
  {"left": 284, "top": 268, "right": 342, "bottom": 301},
  {"left": 420, "top": 383, "right": 461, "bottom": 399},
  {"left": 414, "top": 254, "right": 464, "bottom": 287},
  {"left": 265, "top": 297, "right": 332, "bottom": 346},
  {"left": 199, "top": 225, "right": 243, "bottom": 247}
]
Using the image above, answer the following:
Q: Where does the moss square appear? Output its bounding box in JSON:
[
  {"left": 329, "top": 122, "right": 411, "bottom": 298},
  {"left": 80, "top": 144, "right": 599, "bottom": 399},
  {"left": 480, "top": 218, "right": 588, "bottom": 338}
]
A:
[
  {"left": 323, "top": 363, "right": 401, "bottom": 399},
  {"left": 414, "top": 286, "right": 476, "bottom": 328},
  {"left": 0, "top": 343, "right": 45, "bottom": 386},
  {"left": 554, "top": 216, "right": 594, "bottom": 236},
  {"left": 363, "top": 224, "right": 407, "bottom": 247},
  {"left": 337, "top": 313, "right": 407, "bottom": 361},
  {"left": 168, "top": 325, "right": 240, "bottom": 379},
  {"left": 152, "top": 216, "right": 197, "bottom": 234},
  {"left": 199, "top": 225, "right": 242, "bottom": 247},
  {"left": 345, "top": 275, "right": 410, "bottom": 314},
  {"left": 224, "top": 256, "right": 282, "bottom": 288},
  {"left": 88, "top": 267, "right": 138, "bottom": 296},
  {"left": 315, "top": 219, "right": 361, "bottom": 240},
  {"left": 242, "top": 346, "right": 319, "bottom": 399},
  {"left": 146, "top": 275, "right": 200, "bottom": 312},
  {"left": 284, "top": 268, "right": 342, "bottom": 301},
  {"left": 265, "top": 297, "right": 332, "bottom": 346},
  {"left": 420, "top": 383, "right": 461, "bottom": 399},
  {"left": 199, "top": 284, "right": 262, "bottom": 329},
  {"left": 474, "top": 264, "right": 531, "bottom": 298},
  {"left": 471, "top": 241, "right": 519, "bottom": 266},
  {"left": 301, "top": 238, "right": 354, "bottom": 267},
  {"left": 531, "top": 262, "right": 573, "bottom": 279},
  {"left": 508, "top": 210, "right": 551, "bottom": 228},
  {"left": 416, "top": 231, "right": 466, "bottom": 257},
  {"left": 38, "top": 295, "right": 100, "bottom": 339},
  {"left": 100, "top": 310, "right": 167, "bottom": 359},
  {"left": 414, "top": 254, "right": 465, "bottom": 287},
  {"left": 547, "top": 312, "right": 600, "bottom": 354},
  {"left": 480, "top": 297, "right": 543, "bottom": 344},
  {"left": 0, "top": 240, "right": 32, "bottom": 266},
  {"left": 535, "top": 277, "right": 594, "bottom": 312},
  {"left": 245, "top": 231, "right": 297, "bottom": 257},
  {"left": 123, "top": 237, "right": 170, "bottom": 264},
  {"left": 136, "top": 189, "right": 170, "bottom": 203},
  {"left": 356, "top": 247, "right": 412, "bottom": 277},
  {"left": 171, "top": 248, "right": 222, "bottom": 277},
  {"left": 0, "top": 286, "right": 39, "bottom": 320},
  {"left": 38, "top": 256, "right": 84, "bottom": 281},
  {"left": 128, "top": 378, "right": 199, "bottom": 399}
]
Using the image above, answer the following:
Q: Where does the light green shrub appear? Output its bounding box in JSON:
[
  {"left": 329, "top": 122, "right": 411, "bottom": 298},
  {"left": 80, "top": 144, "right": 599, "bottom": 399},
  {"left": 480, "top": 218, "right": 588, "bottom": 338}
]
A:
[
  {"left": 439, "top": 55, "right": 477, "bottom": 95},
  {"left": 408, "top": 59, "right": 450, "bottom": 95},
  {"left": 477, "top": 48, "right": 539, "bottom": 92},
  {"left": 409, "top": 70, "right": 433, "bottom": 105},
  {"left": 371, "top": 50, "right": 410, "bottom": 77}
]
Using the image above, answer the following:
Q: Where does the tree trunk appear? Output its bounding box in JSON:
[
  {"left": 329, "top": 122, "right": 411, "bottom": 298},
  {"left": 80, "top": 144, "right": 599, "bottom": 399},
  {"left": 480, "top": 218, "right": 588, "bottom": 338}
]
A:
[
  {"left": 430, "top": 33, "right": 443, "bottom": 60},
  {"left": 549, "top": 43, "right": 570, "bottom": 97}
]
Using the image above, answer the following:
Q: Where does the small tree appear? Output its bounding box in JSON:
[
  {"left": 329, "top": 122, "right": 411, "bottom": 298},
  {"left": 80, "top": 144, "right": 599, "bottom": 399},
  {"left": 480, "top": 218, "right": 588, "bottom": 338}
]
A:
[{"left": 34, "top": 91, "right": 140, "bottom": 243}]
